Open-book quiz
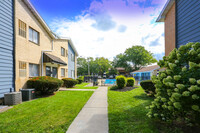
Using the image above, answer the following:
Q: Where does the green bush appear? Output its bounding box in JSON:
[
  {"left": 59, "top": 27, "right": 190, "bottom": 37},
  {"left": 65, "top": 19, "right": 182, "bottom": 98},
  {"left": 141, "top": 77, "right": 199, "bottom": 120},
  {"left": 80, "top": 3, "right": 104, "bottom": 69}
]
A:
[
  {"left": 140, "top": 80, "right": 155, "bottom": 96},
  {"left": 27, "top": 76, "right": 63, "bottom": 95},
  {"left": 62, "top": 78, "right": 78, "bottom": 88},
  {"left": 126, "top": 77, "right": 135, "bottom": 87},
  {"left": 77, "top": 76, "right": 84, "bottom": 84},
  {"left": 147, "top": 42, "right": 200, "bottom": 126},
  {"left": 110, "top": 85, "right": 119, "bottom": 90},
  {"left": 116, "top": 75, "right": 126, "bottom": 89}
]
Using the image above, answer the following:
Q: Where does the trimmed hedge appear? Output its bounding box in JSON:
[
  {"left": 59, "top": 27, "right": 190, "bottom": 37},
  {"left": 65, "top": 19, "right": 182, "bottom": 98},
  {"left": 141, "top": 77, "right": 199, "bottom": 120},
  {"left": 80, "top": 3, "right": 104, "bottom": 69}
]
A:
[
  {"left": 77, "top": 76, "right": 84, "bottom": 84},
  {"left": 126, "top": 77, "right": 135, "bottom": 87},
  {"left": 27, "top": 76, "right": 63, "bottom": 95},
  {"left": 140, "top": 80, "right": 155, "bottom": 96},
  {"left": 62, "top": 78, "right": 78, "bottom": 88},
  {"left": 147, "top": 42, "right": 200, "bottom": 126},
  {"left": 116, "top": 75, "right": 126, "bottom": 89}
]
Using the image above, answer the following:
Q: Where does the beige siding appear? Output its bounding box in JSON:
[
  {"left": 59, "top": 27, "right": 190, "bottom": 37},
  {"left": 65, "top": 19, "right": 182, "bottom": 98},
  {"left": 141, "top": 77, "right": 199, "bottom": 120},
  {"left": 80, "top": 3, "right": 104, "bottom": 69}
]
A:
[{"left": 15, "top": 0, "right": 70, "bottom": 91}]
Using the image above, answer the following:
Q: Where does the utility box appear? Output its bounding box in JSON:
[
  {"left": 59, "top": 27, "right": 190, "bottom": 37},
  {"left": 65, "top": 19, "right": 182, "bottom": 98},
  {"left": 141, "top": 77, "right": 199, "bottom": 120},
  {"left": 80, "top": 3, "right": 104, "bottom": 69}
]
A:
[
  {"left": 4, "top": 92, "right": 22, "bottom": 105},
  {"left": 20, "top": 89, "right": 35, "bottom": 101}
]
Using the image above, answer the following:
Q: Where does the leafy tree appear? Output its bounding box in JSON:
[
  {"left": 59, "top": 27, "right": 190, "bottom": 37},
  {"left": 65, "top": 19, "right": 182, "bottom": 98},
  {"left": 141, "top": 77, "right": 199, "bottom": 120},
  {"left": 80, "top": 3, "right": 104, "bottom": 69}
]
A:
[
  {"left": 112, "top": 53, "right": 132, "bottom": 72},
  {"left": 77, "top": 57, "right": 88, "bottom": 76},
  {"left": 124, "top": 46, "right": 157, "bottom": 70}
]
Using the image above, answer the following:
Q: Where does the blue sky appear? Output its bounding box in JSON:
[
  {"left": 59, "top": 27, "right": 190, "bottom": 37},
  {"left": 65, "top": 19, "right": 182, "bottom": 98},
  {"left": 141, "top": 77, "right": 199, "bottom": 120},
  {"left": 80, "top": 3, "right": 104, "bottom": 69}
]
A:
[{"left": 30, "top": 0, "right": 167, "bottom": 61}]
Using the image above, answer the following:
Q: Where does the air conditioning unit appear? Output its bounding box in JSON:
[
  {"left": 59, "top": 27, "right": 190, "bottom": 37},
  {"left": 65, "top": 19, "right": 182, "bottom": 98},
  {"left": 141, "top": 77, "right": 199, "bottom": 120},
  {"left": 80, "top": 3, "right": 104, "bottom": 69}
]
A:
[
  {"left": 4, "top": 92, "right": 22, "bottom": 105},
  {"left": 20, "top": 89, "right": 35, "bottom": 101}
]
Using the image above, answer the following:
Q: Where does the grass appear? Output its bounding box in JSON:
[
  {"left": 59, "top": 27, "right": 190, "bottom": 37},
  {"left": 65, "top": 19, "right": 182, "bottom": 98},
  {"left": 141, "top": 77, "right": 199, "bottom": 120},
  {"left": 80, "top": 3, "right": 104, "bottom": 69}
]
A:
[
  {"left": 0, "top": 91, "right": 93, "bottom": 133},
  {"left": 69, "top": 82, "right": 98, "bottom": 89},
  {"left": 108, "top": 86, "right": 182, "bottom": 133}
]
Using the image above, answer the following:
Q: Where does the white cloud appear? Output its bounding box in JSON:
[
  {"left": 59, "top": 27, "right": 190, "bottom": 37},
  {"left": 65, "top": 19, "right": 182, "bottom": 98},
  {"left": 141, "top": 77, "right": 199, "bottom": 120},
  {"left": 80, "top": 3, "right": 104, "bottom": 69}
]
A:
[{"left": 50, "top": 0, "right": 165, "bottom": 61}]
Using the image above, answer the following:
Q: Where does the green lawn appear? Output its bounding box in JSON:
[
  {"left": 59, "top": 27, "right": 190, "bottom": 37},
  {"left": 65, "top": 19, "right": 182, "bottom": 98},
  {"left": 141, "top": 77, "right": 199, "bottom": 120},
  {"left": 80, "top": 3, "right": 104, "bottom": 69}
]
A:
[
  {"left": 69, "top": 82, "right": 98, "bottom": 89},
  {"left": 108, "top": 87, "right": 181, "bottom": 133},
  {"left": 0, "top": 91, "right": 93, "bottom": 133}
]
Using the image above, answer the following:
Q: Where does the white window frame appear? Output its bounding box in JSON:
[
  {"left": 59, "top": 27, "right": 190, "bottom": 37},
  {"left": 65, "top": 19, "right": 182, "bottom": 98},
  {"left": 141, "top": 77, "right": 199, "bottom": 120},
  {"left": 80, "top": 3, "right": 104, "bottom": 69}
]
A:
[
  {"left": 29, "top": 63, "right": 39, "bottom": 77},
  {"left": 29, "top": 27, "right": 39, "bottom": 44}
]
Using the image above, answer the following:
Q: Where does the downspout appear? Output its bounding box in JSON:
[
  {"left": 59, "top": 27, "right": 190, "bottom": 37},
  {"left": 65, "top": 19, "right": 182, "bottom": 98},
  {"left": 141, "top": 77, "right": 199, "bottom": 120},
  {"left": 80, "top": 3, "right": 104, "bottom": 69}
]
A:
[{"left": 41, "top": 40, "right": 54, "bottom": 76}]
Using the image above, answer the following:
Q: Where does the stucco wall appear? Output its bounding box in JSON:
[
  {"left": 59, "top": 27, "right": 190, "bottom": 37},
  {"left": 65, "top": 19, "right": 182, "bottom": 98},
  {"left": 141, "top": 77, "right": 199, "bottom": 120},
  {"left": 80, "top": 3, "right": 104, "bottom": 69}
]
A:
[{"left": 165, "top": 3, "right": 176, "bottom": 56}]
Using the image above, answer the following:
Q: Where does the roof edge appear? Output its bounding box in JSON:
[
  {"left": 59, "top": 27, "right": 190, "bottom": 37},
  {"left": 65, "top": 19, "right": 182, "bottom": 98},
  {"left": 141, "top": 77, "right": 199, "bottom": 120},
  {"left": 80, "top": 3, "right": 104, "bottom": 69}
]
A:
[{"left": 156, "top": 0, "right": 175, "bottom": 22}]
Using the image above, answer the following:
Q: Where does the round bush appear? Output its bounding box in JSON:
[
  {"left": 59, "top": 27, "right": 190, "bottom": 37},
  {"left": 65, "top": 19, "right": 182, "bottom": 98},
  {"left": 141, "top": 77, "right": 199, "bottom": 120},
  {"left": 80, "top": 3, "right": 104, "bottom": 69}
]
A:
[
  {"left": 62, "top": 78, "right": 78, "bottom": 88},
  {"left": 27, "top": 76, "right": 63, "bottom": 95},
  {"left": 77, "top": 76, "right": 84, "bottom": 84},
  {"left": 140, "top": 80, "right": 156, "bottom": 96},
  {"left": 116, "top": 75, "right": 126, "bottom": 89},
  {"left": 126, "top": 77, "right": 135, "bottom": 87},
  {"left": 147, "top": 42, "right": 200, "bottom": 126}
]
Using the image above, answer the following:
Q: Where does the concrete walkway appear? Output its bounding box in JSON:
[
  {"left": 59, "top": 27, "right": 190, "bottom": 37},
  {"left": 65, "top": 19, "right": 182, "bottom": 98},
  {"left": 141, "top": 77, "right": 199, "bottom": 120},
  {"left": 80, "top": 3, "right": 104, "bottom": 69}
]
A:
[{"left": 66, "top": 87, "right": 108, "bottom": 133}]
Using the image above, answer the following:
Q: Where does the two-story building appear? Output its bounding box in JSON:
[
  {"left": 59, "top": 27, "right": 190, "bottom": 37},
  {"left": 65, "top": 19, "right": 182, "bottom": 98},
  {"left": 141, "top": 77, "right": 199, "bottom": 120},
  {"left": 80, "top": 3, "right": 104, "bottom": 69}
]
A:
[
  {"left": 157, "top": 0, "right": 200, "bottom": 56},
  {"left": 0, "top": 0, "right": 78, "bottom": 99}
]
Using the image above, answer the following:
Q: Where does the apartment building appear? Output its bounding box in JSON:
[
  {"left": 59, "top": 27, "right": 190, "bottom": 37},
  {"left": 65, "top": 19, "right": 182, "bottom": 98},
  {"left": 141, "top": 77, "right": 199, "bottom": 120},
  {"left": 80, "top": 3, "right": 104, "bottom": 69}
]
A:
[
  {"left": 0, "top": 0, "right": 78, "bottom": 97},
  {"left": 157, "top": 0, "right": 200, "bottom": 56}
]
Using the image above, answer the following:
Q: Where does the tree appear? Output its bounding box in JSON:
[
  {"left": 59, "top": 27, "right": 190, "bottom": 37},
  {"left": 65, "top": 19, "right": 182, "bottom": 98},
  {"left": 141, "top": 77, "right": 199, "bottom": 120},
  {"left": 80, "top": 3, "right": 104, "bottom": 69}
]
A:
[
  {"left": 77, "top": 57, "right": 88, "bottom": 76},
  {"left": 124, "top": 46, "right": 157, "bottom": 70},
  {"left": 112, "top": 53, "right": 132, "bottom": 72},
  {"left": 95, "top": 57, "right": 111, "bottom": 76}
]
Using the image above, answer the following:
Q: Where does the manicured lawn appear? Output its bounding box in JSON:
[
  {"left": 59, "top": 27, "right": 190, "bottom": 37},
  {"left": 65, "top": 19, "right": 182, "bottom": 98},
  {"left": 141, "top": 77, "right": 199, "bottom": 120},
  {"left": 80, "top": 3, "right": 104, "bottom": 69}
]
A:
[
  {"left": 69, "top": 82, "right": 98, "bottom": 89},
  {"left": 108, "top": 87, "right": 181, "bottom": 133},
  {"left": 0, "top": 91, "right": 93, "bottom": 133}
]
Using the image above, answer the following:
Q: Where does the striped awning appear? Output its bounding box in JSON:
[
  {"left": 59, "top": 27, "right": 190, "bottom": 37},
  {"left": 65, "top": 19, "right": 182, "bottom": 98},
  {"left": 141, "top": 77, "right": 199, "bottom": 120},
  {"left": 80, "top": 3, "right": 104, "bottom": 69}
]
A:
[{"left": 43, "top": 53, "right": 67, "bottom": 66}]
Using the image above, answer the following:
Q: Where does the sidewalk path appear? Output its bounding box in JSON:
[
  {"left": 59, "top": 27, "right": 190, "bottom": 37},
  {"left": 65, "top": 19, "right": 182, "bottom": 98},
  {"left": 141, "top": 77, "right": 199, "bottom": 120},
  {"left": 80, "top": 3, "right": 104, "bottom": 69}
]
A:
[
  {"left": 85, "top": 83, "right": 93, "bottom": 87},
  {"left": 66, "top": 87, "right": 108, "bottom": 133}
]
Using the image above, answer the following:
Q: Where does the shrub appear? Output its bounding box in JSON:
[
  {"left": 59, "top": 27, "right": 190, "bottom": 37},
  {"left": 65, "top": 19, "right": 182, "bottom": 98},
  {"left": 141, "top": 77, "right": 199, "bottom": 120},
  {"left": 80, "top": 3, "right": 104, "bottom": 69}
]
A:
[
  {"left": 62, "top": 78, "right": 78, "bottom": 88},
  {"left": 77, "top": 76, "right": 84, "bottom": 84},
  {"left": 140, "top": 80, "right": 155, "bottom": 96},
  {"left": 27, "top": 76, "right": 63, "bottom": 95},
  {"left": 116, "top": 75, "right": 126, "bottom": 89},
  {"left": 146, "top": 42, "right": 200, "bottom": 126},
  {"left": 126, "top": 77, "right": 135, "bottom": 87},
  {"left": 110, "top": 85, "right": 119, "bottom": 90}
]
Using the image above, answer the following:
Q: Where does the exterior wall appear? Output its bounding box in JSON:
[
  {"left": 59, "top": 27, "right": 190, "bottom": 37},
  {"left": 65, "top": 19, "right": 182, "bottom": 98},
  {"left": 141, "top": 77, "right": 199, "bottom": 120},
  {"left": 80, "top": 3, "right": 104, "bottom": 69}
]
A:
[
  {"left": 176, "top": 0, "right": 200, "bottom": 48},
  {"left": 165, "top": 3, "right": 176, "bottom": 56},
  {"left": 15, "top": 0, "right": 68, "bottom": 91},
  {"left": 0, "top": 0, "right": 15, "bottom": 98},
  {"left": 68, "top": 43, "right": 75, "bottom": 79}
]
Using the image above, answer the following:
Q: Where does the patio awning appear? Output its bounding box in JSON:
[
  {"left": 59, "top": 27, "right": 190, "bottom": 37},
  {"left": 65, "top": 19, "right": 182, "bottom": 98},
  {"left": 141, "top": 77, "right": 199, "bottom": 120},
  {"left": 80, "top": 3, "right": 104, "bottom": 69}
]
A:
[{"left": 43, "top": 53, "right": 67, "bottom": 66}]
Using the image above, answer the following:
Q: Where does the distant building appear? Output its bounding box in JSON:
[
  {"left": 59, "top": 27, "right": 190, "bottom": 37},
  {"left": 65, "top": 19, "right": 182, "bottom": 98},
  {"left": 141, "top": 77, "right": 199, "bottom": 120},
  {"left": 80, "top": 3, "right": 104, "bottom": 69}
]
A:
[
  {"left": 115, "top": 67, "right": 126, "bottom": 75},
  {"left": 157, "top": 0, "right": 200, "bottom": 56},
  {"left": 131, "top": 65, "right": 164, "bottom": 85}
]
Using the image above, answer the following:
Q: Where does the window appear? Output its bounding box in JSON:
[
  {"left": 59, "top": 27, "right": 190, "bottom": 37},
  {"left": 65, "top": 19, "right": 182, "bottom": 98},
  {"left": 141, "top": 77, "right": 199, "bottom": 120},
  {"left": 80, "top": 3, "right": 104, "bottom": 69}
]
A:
[
  {"left": 61, "top": 68, "right": 65, "bottom": 77},
  {"left": 29, "top": 64, "right": 39, "bottom": 77},
  {"left": 29, "top": 27, "right": 39, "bottom": 44},
  {"left": 71, "top": 54, "right": 75, "bottom": 62},
  {"left": 19, "top": 20, "right": 26, "bottom": 38},
  {"left": 61, "top": 47, "right": 65, "bottom": 56},
  {"left": 46, "top": 66, "right": 51, "bottom": 77},
  {"left": 19, "top": 61, "right": 26, "bottom": 77},
  {"left": 71, "top": 70, "right": 75, "bottom": 78}
]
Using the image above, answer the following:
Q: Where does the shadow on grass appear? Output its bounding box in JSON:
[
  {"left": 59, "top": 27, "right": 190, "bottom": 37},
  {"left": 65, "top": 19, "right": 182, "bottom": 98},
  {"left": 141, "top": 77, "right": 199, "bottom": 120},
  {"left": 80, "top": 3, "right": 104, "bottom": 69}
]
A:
[{"left": 133, "top": 93, "right": 154, "bottom": 101}]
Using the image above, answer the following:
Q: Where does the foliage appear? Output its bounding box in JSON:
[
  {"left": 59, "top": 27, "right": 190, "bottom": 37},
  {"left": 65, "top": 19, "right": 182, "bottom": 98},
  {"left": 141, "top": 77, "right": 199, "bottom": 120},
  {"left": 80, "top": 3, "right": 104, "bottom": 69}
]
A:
[
  {"left": 124, "top": 46, "right": 157, "bottom": 70},
  {"left": 147, "top": 42, "right": 200, "bottom": 126},
  {"left": 62, "top": 78, "right": 78, "bottom": 88},
  {"left": 140, "top": 80, "right": 156, "bottom": 96},
  {"left": 27, "top": 76, "right": 63, "bottom": 95},
  {"left": 77, "top": 57, "right": 111, "bottom": 76},
  {"left": 126, "top": 77, "right": 135, "bottom": 87},
  {"left": 0, "top": 91, "right": 93, "bottom": 132},
  {"left": 108, "top": 67, "right": 119, "bottom": 76},
  {"left": 112, "top": 53, "right": 132, "bottom": 72},
  {"left": 77, "top": 76, "right": 84, "bottom": 84},
  {"left": 110, "top": 85, "right": 119, "bottom": 90},
  {"left": 116, "top": 75, "right": 127, "bottom": 89}
]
